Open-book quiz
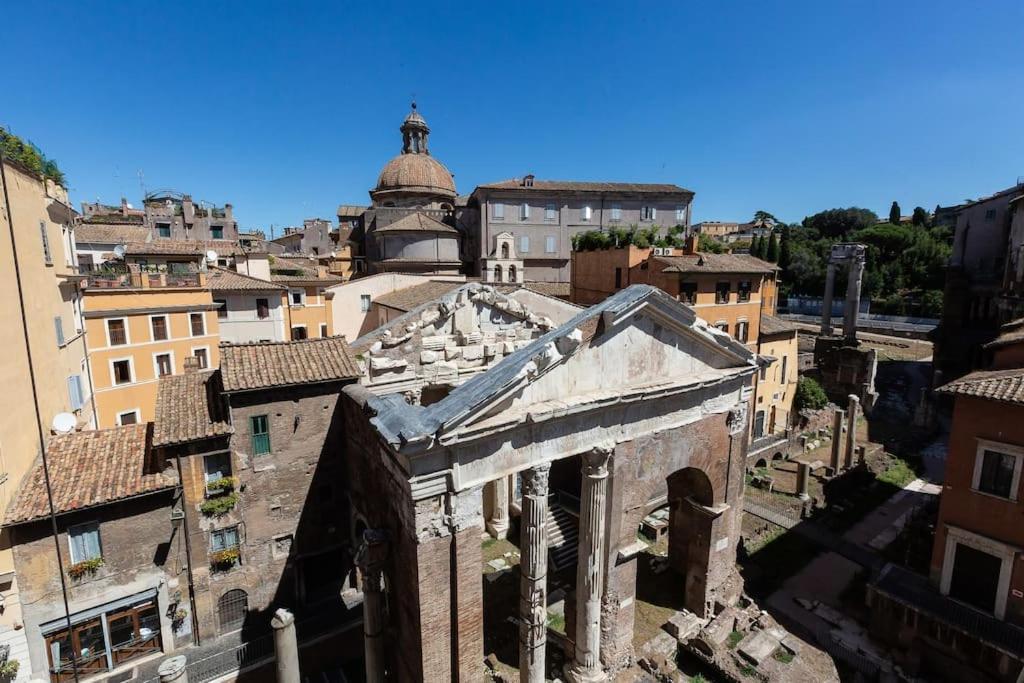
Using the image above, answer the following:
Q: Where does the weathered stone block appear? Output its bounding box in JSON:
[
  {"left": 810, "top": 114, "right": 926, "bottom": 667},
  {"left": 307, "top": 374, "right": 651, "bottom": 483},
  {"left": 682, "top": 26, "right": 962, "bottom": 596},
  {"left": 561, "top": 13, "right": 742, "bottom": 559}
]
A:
[
  {"left": 445, "top": 347, "right": 462, "bottom": 361},
  {"left": 420, "top": 350, "right": 438, "bottom": 364},
  {"left": 462, "top": 345, "right": 484, "bottom": 361}
]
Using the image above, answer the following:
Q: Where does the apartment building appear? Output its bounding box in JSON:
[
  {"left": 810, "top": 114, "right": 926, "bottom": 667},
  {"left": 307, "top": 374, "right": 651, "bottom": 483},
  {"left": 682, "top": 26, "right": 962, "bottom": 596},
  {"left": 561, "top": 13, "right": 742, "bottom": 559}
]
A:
[
  {"left": 0, "top": 144, "right": 92, "bottom": 675},
  {"left": 81, "top": 192, "right": 237, "bottom": 244},
  {"left": 271, "top": 256, "right": 341, "bottom": 340},
  {"left": 82, "top": 244, "right": 220, "bottom": 428},
  {"left": 470, "top": 176, "right": 694, "bottom": 283},
  {"left": 271, "top": 218, "right": 335, "bottom": 256},
  {"left": 208, "top": 267, "right": 289, "bottom": 343}
]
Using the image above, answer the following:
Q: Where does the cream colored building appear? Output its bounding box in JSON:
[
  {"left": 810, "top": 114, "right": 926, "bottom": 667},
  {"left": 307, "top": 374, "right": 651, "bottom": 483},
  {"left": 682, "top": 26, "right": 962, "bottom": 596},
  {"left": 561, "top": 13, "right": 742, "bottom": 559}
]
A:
[
  {"left": 0, "top": 153, "right": 90, "bottom": 677},
  {"left": 754, "top": 316, "right": 800, "bottom": 438}
]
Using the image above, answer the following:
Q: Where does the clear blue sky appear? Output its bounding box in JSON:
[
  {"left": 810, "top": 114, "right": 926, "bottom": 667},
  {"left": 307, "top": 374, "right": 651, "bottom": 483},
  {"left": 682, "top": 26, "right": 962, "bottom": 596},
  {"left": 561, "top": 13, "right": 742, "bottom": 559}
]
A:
[{"left": 4, "top": 1, "right": 1022, "bottom": 231}]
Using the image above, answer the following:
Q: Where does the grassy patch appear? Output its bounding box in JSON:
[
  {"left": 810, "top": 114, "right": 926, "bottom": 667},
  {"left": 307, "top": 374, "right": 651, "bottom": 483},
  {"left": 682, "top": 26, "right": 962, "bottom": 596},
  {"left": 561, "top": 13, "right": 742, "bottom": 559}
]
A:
[
  {"left": 691, "top": 676, "right": 707, "bottom": 683},
  {"left": 726, "top": 630, "right": 744, "bottom": 649},
  {"left": 547, "top": 612, "right": 565, "bottom": 634},
  {"left": 482, "top": 537, "right": 497, "bottom": 551},
  {"left": 878, "top": 457, "right": 916, "bottom": 488},
  {"left": 773, "top": 650, "right": 794, "bottom": 664},
  {"left": 740, "top": 664, "right": 758, "bottom": 677}
]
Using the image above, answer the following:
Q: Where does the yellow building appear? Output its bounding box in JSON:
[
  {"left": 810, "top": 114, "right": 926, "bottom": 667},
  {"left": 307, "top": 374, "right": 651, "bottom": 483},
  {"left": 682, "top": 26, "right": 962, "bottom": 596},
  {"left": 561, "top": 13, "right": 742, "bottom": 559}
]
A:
[
  {"left": 0, "top": 146, "right": 89, "bottom": 669},
  {"left": 754, "top": 315, "right": 800, "bottom": 438},
  {"left": 83, "top": 245, "right": 220, "bottom": 427},
  {"left": 271, "top": 255, "right": 342, "bottom": 339}
]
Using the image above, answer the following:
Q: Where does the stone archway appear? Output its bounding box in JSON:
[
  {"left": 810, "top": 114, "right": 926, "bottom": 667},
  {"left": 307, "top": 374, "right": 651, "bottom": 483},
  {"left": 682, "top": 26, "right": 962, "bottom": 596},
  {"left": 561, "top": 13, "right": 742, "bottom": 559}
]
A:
[{"left": 666, "top": 467, "right": 719, "bottom": 615}]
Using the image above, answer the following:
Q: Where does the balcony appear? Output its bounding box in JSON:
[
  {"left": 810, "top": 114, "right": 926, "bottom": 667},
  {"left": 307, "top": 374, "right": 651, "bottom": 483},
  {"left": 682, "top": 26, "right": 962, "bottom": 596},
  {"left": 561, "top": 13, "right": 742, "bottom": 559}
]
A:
[{"left": 80, "top": 263, "right": 204, "bottom": 289}]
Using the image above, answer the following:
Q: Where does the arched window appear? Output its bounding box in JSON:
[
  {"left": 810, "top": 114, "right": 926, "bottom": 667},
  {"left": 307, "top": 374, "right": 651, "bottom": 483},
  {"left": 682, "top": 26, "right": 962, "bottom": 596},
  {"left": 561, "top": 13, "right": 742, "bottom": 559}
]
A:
[
  {"left": 218, "top": 589, "right": 248, "bottom": 634},
  {"left": 493, "top": 264, "right": 503, "bottom": 282},
  {"left": 501, "top": 242, "right": 510, "bottom": 259},
  {"left": 508, "top": 265, "right": 517, "bottom": 283}
]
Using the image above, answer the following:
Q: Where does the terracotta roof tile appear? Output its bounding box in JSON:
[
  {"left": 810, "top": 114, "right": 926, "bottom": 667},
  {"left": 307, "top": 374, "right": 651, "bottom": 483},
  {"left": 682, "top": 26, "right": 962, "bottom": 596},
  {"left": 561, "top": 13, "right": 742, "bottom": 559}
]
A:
[
  {"left": 207, "top": 267, "right": 285, "bottom": 291},
  {"left": 373, "top": 212, "right": 459, "bottom": 234},
  {"left": 154, "top": 371, "right": 233, "bottom": 446},
  {"left": 336, "top": 204, "right": 368, "bottom": 218},
  {"left": 374, "top": 280, "right": 466, "bottom": 312},
  {"left": 655, "top": 253, "right": 777, "bottom": 275},
  {"left": 5, "top": 424, "right": 178, "bottom": 525},
  {"left": 935, "top": 367, "right": 1024, "bottom": 406},
  {"left": 75, "top": 224, "right": 151, "bottom": 243},
  {"left": 220, "top": 337, "right": 360, "bottom": 392}
]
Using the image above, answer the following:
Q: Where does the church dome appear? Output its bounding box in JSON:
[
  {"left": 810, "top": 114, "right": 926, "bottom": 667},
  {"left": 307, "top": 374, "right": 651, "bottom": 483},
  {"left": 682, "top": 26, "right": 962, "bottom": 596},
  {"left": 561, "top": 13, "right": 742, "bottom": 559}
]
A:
[{"left": 372, "top": 103, "right": 457, "bottom": 200}]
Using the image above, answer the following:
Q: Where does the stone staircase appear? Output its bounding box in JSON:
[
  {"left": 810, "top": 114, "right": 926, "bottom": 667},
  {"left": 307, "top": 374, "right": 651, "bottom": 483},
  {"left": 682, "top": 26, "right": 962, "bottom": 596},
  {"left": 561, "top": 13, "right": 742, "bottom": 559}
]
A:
[{"left": 547, "top": 504, "right": 579, "bottom": 572}]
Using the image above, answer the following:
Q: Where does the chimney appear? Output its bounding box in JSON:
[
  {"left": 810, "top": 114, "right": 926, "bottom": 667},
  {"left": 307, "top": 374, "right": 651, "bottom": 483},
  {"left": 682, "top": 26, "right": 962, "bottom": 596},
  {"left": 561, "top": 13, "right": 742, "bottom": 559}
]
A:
[
  {"left": 120, "top": 197, "right": 129, "bottom": 217},
  {"left": 522, "top": 174, "right": 535, "bottom": 188},
  {"left": 682, "top": 234, "right": 699, "bottom": 255},
  {"left": 183, "top": 356, "right": 201, "bottom": 373}
]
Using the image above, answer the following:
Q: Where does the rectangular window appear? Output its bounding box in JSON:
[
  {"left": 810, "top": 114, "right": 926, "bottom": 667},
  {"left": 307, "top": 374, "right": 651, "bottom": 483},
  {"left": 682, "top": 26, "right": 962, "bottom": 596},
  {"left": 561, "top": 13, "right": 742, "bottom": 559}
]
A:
[
  {"left": 715, "top": 321, "right": 729, "bottom": 334},
  {"left": 210, "top": 526, "right": 239, "bottom": 552},
  {"left": 189, "top": 313, "right": 205, "bottom": 336},
  {"left": 54, "top": 316, "right": 65, "bottom": 346},
  {"left": 68, "top": 522, "right": 102, "bottom": 564},
  {"left": 112, "top": 359, "right": 133, "bottom": 385},
  {"left": 738, "top": 281, "right": 751, "bottom": 302},
  {"left": 151, "top": 316, "right": 168, "bottom": 341},
  {"left": 320, "top": 323, "right": 328, "bottom": 337},
  {"left": 193, "top": 348, "right": 209, "bottom": 369},
  {"left": 156, "top": 223, "right": 171, "bottom": 238},
  {"left": 291, "top": 326, "right": 308, "bottom": 341},
  {"left": 675, "top": 204, "right": 686, "bottom": 222},
  {"left": 360, "top": 294, "right": 371, "bottom": 313},
  {"left": 107, "top": 319, "right": 128, "bottom": 346},
  {"left": 40, "top": 221, "right": 53, "bottom": 264},
  {"left": 214, "top": 299, "right": 227, "bottom": 319},
  {"left": 204, "top": 452, "right": 232, "bottom": 485},
  {"left": 155, "top": 353, "right": 173, "bottom": 378},
  {"left": 781, "top": 356, "right": 788, "bottom": 384},
  {"left": 641, "top": 206, "right": 656, "bottom": 221},
  {"left": 250, "top": 415, "right": 271, "bottom": 455},
  {"left": 118, "top": 410, "right": 139, "bottom": 425},
  {"left": 716, "top": 282, "right": 731, "bottom": 304},
  {"left": 492, "top": 203, "right": 505, "bottom": 220},
  {"left": 545, "top": 236, "right": 557, "bottom": 253},
  {"left": 545, "top": 204, "right": 557, "bottom": 220},
  {"left": 520, "top": 203, "right": 530, "bottom": 220},
  {"left": 520, "top": 236, "right": 530, "bottom": 254},
  {"left": 985, "top": 209, "right": 997, "bottom": 221},
  {"left": 290, "top": 289, "right": 304, "bottom": 306},
  {"left": 256, "top": 298, "right": 270, "bottom": 319},
  {"left": 611, "top": 203, "right": 622, "bottom": 221},
  {"left": 735, "top": 320, "right": 749, "bottom": 343},
  {"left": 977, "top": 449, "right": 1017, "bottom": 498},
  {"left": 210, "top": 226, "right": 224, "bottom": 239},
  {"left": 680, "top": 283, "right": 698, "bottom": 305},
  {"left": 581, "top": 205, "right": 592, "bottom": 222},
  {"left": 67, "top": 375, "right": 84, "bottom": 411},
  {"left": 614, "top": 268, "right": 623, "bottom": 289}
]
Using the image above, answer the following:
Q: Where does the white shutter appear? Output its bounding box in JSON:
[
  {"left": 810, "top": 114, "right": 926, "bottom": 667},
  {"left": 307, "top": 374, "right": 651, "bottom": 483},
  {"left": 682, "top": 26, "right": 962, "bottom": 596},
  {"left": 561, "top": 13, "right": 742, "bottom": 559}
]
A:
[
  {"left": 521, "top": 203, "right": 530, "bottom": 220},
  {"left": 67, "top": 375, "right": 83, "bottom": 410},
  {"left": 520, "top": 236, "right": 530, "bottom": 254},
  {"left": 650, "top": 207, "right": 657, "bottom": 221},
  {"left": 545, "top": 236, "right": 557, "bottom": 253},
  {"left": 493, "top": 203, "right": 504, "bottom": 219},
  {"left": 582, "top": 205, "right": 592, "bottom": 221}
]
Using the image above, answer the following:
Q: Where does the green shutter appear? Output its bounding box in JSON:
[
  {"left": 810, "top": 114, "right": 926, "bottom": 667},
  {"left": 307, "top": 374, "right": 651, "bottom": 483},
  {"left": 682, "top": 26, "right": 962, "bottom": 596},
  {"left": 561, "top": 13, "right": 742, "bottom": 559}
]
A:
[{"left": 250, "top": 415, "right": 270, "bottom": 455}]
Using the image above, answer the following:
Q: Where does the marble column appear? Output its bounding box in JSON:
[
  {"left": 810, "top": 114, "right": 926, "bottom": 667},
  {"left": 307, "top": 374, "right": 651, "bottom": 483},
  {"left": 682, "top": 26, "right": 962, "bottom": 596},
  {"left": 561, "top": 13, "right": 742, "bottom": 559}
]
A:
[
  {"left": 567, "top": 445, "right": 613, "bottom": 683},
  {"left": 844, "top": 394, "right": 860, "bottom": 470},
  {"left": 843, "top": 259, "right": 865, "bottom": 341},
  {"left": 796, "top": 462, "right": 811, "bottom": 501},
  {"left": 271, "top": 608, "right": 300, "bottom": 683},
  {"left": 821, "top": 262, "right": 837, "bottom": 336},
  {"left": 357, "top": 529, "right": 389, "bottom": 683},
  {"left": 519, "top": 464, "right": 551, "bottom": 683},
  {"left": 487, "top": 476, "right": 511, "bottom": 540},
  {"left": 829, "top": 408, "right": 844, "bottom": 474}
]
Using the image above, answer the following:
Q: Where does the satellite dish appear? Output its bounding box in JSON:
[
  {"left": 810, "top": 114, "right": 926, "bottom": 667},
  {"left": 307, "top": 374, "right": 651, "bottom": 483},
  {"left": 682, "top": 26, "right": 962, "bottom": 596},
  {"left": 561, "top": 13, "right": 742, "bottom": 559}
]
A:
[
  {"left": 206, "top": 250, "right": 219, "bottom": 264},
  {"left": 330, "top": 250, "right": 337, "bottom": 258},
  {"left": 52, "top": 413, "right": 77, "bottom": 434},
  {"left": 126, "top": 203, "right": 134, "bottom": 210},
  {"left": 113, "top": 244, "right": 126, "bottom": 259}
]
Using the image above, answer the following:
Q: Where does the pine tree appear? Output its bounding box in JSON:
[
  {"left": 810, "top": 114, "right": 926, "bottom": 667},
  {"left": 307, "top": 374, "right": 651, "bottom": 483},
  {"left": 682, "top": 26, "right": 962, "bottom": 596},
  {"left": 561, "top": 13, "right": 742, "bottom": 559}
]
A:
[
  {"left": 750, "top": 235, "right": 762, "bottom": 257},
  {"left": 766, "top": 232, "right": 779, "bottom": 262},
  {"left": 778, "top": 228, "right": 792, "bottom": 270},
  {"left": 889, "top": 201, "right": 901, "bottom": 225}
]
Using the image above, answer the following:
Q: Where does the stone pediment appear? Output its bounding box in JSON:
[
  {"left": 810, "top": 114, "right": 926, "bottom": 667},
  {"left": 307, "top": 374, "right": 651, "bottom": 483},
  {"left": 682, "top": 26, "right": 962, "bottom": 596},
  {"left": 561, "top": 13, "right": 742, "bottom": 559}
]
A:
[{"left": 364, "top": 285, "right": 759, "bottom": 451}]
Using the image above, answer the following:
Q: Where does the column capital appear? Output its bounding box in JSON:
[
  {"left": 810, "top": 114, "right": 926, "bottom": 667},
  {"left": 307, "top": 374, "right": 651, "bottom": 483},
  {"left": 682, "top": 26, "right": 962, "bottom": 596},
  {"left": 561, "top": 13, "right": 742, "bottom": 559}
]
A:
[
  {"left": 521, "top": 463, "right": 551, "bottom": 497},
  {"left": 356, "top": 528, "right": 389, "bottom": 592},
  {"left": 581, "top": 443, "right": 613, "bottom": 477}
]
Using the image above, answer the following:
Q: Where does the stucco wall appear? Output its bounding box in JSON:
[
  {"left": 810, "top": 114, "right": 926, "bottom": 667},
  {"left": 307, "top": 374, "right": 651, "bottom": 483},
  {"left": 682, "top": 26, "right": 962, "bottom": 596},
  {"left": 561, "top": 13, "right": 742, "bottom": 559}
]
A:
[{"left": 326, "top": 273, "right": 466, "bottom": 341}]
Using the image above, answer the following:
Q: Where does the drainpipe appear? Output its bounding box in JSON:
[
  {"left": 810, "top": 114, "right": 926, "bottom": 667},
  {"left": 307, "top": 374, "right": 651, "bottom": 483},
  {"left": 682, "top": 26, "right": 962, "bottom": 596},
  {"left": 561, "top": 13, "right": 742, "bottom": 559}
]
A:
[
  {"left": 1, "top": 147, "right": 81, "bottom": 682},
  {"left": 174, "top": 457, "right": 201, "bottom": 646}
]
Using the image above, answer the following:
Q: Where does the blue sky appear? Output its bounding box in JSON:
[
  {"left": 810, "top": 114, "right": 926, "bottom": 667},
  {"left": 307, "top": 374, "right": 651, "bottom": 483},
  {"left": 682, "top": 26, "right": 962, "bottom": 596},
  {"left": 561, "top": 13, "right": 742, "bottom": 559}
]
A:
[{"left": 4, "top": 1, "right": 1022, "bottom": 231}]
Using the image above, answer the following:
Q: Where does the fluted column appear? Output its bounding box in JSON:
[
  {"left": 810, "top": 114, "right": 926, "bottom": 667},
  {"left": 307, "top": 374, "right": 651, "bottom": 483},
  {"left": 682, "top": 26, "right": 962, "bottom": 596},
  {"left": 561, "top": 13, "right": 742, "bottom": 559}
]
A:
[
  {"left": 487, "top": 476, "right": 510, "bottom": 539},
  {"left": 844, "top": 394, "right": 860, "bottom": 470},
  {"left": 821, "top": 262, "right": 837, "bottom": 336},
  {"left": 844, "top": 259, "right": 865, "bottom": 341},
  {"left": 357, "top": 529, "right": 388, "bottom": 683},
  {"left": 567, "top": 444, "right": 612, "bottom": 683},
  {"left": 519, "top": 464, "right": 551, "bottom": 683},
  {"left": 829, "top": 408, "right": 844, "bottom": 474}
]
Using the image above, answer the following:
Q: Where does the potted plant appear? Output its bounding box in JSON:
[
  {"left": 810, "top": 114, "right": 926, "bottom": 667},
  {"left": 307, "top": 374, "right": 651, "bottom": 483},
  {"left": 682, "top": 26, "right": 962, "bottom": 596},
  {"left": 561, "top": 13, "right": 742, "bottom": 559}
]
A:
[
  {"left": 67, "top": 557, "right": 104, "bottom": 580},
  {"left": 200, "top": 491, "right": 239, "bottom": 517},
  {"left": 210, "top": 547, "right": 240, "bottom": 571}
]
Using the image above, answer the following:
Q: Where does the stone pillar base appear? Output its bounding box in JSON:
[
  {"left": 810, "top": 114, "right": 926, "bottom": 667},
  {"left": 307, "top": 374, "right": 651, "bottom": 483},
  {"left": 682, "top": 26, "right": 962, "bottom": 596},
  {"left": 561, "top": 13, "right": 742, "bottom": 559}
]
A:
[
  {"left": 564, "top": 665, "right": 608, "bottom": 683},
  {"left": 486, "top": 519, "right": 509, "bottom": 540}
]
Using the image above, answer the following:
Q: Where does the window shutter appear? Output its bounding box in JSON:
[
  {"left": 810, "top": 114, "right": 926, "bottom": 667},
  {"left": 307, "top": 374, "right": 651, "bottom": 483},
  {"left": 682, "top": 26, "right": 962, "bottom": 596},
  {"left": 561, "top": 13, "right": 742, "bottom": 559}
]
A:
[
  {"left": 39, "top": 221, "right": 52, "bottom": 264},
  {"left": 67, "top": 375, "right": 83, "bottom": 410},
  {"left": 583, "top": 206, "right": 592, "bottom": 221},
  {"left": 85, "top": 527, "right": 101, "bottom": 559},
  {"left": 520, "top": 236, "right": 529, "bottom": 254},
  {"left": 54, "top": 316, "right": 65, "bottom": 346},
  {"left": 545, "top": 236, "right": 556, "bottom": 253},
  {"left": 521, "top": 203, "right": 530, "bottom": 220},
  {"left": 650, "top": 207, "right": 657, "bottom": 221},
  {"left": 494, "top": 203, "right": 504, "bottom": 219}
]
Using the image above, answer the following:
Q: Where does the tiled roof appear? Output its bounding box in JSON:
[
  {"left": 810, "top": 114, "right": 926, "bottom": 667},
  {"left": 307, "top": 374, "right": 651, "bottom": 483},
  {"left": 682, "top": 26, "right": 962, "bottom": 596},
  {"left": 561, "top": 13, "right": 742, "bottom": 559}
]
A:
[
  {"left": 935, "top": 367, "right": 1024, "bottom": 405},
  {"left": 373, "top": 212, "right": 459, "bottom": 234},
  {"left": 477, "top": 179, "right": 693, "bottom": 194},
  {"left": 154, "top": 371, "right": 233, "bottom": 447},
  {"left": 123, "top": 239, "right": 250, "bottom": 257},
  {"left": 336, "top": 205, "right": 367, "bottom": 218},
  {"left": 525, "top": 282, "right": 571, "bottom": 298},
  {"left": 984, "top": 318, "right": 1024, "bottom": 350},
  {"left": 759, "top": 314, "right": 799, "bottom": 336},
  {"left": 271, "top": 274, "right": 344, "bottom": 285},
  {"left": 220, "top": 337, "right": 360, "bottom": 392},
  {"left": 374, "top": 280, "right": 466, "bottom": 312},
  {"left": 655, "top": 253, "right": 777, "bottom": 275},
  {"left": 5, "top": 424, "right": 178, "bottom": 525},
  {"left": 207, "top": 267, "right": 285, "bottom": 291},
  {"left": 75, "top": 224, "right": 151, "bottom": 244}
]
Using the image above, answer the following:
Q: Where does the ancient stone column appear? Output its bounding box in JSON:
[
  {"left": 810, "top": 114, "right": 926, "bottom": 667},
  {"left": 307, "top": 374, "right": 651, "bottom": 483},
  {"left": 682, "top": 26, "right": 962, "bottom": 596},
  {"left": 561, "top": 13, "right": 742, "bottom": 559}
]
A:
[
  {"left": 157, "top": 656, "right": 188, "bottom": 683},
  {"left": 797, "top": 462, "right": 811, "bottom": 501},
  {"left": 271, "top": 608, "right": 300, "bottom": 683},
  {"left": 829, "top": 408, "right": 844, "bottom": 474},
  {"left": 487, "top": 476, "right": 511, "bottom": 540},
  {"left": 821, "top": 262, "right": 837, "bottom": 336},
  {"left": 357, "top": 529, "right": 389, "bottom": 683},
  {"left": 519, "top": 463, "right": 551, "bottom": 683},
  {"left": 843, "top": 259, "right": 865, "bottom": 341},
  {"left": 844, "top": 394, "right": 860, "bottom": 470},
  {"left": 567, "top": 444, "right": 613, "bottom": 683}
]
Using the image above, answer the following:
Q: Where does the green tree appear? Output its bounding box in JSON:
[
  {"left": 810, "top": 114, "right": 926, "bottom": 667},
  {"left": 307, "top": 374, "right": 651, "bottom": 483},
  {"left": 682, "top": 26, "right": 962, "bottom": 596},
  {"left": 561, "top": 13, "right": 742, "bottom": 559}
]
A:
[
  {"left": 777, "top": 226, "right": 792, "bottom": 270},
  {"left": 794, "top": 377, "right": 828, "bottom": 412},
  {"left": 803, "top": 207, "right": 879, "bottom": 239},
  {"left": 889, "top": 201, "right": 901, "bottom": 225},
  {"left": 756, "top": 234, "right": 769, "bottom": 260},
  {"left": 753, "top": 210, "right": 778, "bottom": 227},
  {"left": 698, "top": 234, "right": 726, "bottom": 254},
  {"left": 750, "top": 235, "right": 762, "bottom": 257},
  {"left": 911, "top": 206, "right": 930, "bottom": 227},
  {"left": 766, "top": 232, "right": 779, "bottom": 262}
]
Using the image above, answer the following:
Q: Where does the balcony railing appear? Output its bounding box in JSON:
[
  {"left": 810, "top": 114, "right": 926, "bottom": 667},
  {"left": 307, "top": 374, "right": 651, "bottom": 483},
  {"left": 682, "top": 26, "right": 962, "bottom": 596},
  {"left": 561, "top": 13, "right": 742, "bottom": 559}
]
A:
[{"left": 80, "top": 263, "right": 203, "bottom": 289}]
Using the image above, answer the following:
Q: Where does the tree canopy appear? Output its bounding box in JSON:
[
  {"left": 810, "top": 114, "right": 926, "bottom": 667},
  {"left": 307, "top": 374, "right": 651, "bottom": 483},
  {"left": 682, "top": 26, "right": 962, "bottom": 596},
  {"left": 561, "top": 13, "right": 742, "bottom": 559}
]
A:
[
  {"left": 0, "top": 128, "right": 66, "bottom": 186},
  {"left": 802, "top": 207, "right": 879, "bottom": 239},
  {"left": 889, "top": 201, "right": 901, "bottom": 225}
]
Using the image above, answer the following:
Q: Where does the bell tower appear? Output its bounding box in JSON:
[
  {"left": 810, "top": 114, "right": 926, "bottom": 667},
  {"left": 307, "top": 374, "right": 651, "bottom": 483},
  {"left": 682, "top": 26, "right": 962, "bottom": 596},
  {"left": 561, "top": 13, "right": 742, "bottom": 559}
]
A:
[{"left": 401, "top": 102, "right": 430, "bottom": 155}]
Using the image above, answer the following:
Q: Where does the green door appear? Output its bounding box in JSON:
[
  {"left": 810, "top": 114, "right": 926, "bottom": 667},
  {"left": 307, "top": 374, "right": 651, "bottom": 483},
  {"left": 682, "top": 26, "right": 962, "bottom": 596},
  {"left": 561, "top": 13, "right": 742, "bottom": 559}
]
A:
[{"left": 250, "top": 415, "right": 270, "bottom": 455}]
